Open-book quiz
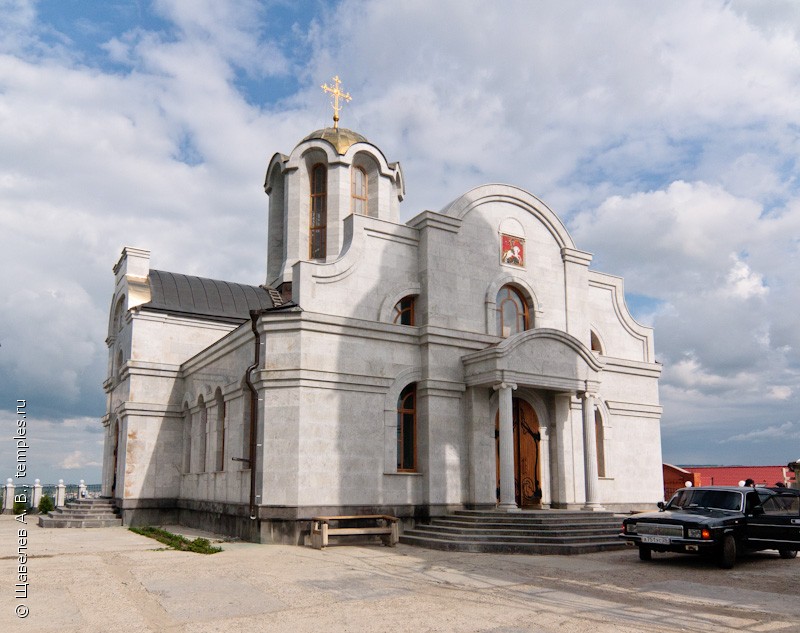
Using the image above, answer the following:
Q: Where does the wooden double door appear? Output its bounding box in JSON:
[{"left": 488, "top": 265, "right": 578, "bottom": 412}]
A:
[{"left": 496, "top": 398, "right": 542, "bottom": 508}]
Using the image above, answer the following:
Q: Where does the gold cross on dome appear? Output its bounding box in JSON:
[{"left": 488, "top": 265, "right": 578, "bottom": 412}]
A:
[{"left": 321, "top": 75, "right": 351, "bottom": 130}]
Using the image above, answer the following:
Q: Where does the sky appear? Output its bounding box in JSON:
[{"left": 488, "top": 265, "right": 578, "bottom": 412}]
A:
[{"left": 1, "top": 0, "right": 800, "bottom": 485}]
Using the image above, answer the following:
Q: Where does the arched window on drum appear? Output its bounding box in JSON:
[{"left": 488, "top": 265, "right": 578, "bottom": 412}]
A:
[{"left": 496, "top": 285, "right": 529, "bottom": 337}]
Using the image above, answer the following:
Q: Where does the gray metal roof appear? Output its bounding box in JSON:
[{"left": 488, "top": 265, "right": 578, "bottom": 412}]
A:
[{"left": 141, "top": 270, "right": 277, "bottom": 322}]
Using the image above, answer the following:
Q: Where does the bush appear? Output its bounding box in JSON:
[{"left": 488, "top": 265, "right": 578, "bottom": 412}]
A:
[
  {"left": 38, "top": 493, "right": 55, "bottom": 514},
  {"left": 13, "top": 500, "right": 27, "bottom": 514}
]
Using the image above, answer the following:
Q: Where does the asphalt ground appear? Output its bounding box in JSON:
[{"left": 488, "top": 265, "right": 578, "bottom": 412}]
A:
[{"left": 2, "top": 515, "right": 799, "bottom": 633}]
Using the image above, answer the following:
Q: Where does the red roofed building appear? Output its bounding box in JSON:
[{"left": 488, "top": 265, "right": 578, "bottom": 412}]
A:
[{"left": 663, "top": 464, "right": 796, "bottom": 499}]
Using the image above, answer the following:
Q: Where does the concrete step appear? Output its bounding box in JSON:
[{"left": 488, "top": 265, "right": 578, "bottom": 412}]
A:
[
  {"left": 447, "top": 511, "right": 619, "bottom": 524},
  {"left": 429, "top": 518, "right": 620, "bottom": 531},
  {"left": 38, "top": 498, "right": 122, "bottom": 528},
  {"left": 419, "top": 523, "right": 621, "bottom": 538},
  {"left": 401, "top": 510, "right": 627, "bottom": 555},
  {"left": 403, "top": 527, "right": 620, "bottom": 545},
  {"left": 51, "top": 508, "right": 119, "bottom": 517},
  {"left": 399, "top": 533, "right": 625, "bottom": 555},
  {"left": 38, "top": 516, "right": 123, "bottom": 528}
]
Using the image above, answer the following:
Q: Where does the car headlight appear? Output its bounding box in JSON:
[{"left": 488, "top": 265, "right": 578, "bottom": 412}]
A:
[
  {"left": 687, "top": 528, "right": 702, "bottom": 539},
  {"left": 625, "top": 523, "right": 637, "bottom": 534}
]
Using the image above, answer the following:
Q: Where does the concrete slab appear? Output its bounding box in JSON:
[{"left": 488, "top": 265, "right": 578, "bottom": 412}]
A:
[{"left": 1, "top": 516, "right": 799, "bottom": 633}]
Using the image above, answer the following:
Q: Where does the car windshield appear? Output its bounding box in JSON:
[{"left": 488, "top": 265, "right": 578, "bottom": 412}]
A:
[{"left": 668, "top": 489, "right": 742, "bottom": 512}]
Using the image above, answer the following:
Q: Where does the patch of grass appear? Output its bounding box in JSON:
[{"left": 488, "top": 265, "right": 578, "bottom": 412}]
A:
[{"left": 129, "top": 526, "right": 222, "bottom": 554}]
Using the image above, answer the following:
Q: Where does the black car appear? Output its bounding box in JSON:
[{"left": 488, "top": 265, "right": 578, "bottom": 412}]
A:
[{"left": 620, "top": 486, "right": 800, "bottom": 568}]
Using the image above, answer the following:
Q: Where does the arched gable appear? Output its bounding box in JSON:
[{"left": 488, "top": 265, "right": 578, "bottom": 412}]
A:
[
  {"left": 463, "top": 328, "right": 603, "bottom": 392},
  {"left": 439, "top": 184, "right": 576, "bottom": 250}
]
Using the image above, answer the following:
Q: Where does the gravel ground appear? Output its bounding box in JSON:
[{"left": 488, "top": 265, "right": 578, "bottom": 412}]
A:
[{"left": 2, "top": 515, "right": 799, "bottom": 633}]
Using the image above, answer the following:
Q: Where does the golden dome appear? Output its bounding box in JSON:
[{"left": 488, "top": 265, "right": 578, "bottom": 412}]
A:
[{"left": 301, "top": 127, "right": 368, "bottom": 155}]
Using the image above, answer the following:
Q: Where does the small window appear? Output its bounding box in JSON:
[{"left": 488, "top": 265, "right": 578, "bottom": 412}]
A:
[
  {"left": 397, "top": 384, "right": 417, "bottom": 472},
  {"left": 352, "top": 166, "right": 367, "bottom": 215},
  {"left": 496, "top": 285, "right": 529, "bottom": 337},
  {"left": 393, "top": 296, "right": 416, "bottom": 326},
  {"left": 309, "top": 163, "right": 327, "bottom": 259}
]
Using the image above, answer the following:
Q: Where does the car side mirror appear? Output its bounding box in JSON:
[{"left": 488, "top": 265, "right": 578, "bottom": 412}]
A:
[
  {"left": 657, "top": 501, "right": 666, "bottom": 511},
  {"left": 751, "top": 505, "right": 764, "bottom": 517}
]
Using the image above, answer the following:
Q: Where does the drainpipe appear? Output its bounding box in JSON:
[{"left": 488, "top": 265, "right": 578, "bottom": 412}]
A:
[{"left": 244, "top": 311, "right": 261, "bottom": 521}]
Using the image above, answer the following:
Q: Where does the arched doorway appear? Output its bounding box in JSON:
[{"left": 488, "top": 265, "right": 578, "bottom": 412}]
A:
[{"left": 496, "top": 398, "right": 542, "bottom": 508}]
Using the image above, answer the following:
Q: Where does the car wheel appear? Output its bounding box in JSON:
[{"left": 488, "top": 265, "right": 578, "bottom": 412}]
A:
[
  {"left": 638, "top": 545, "right": 652, "bottom": 561},
  {"left": 778, "top": 549, "right": 797, "bottom": 559},
  {"left": 719, "top": 534, "right": 736, "bottom": 569}
]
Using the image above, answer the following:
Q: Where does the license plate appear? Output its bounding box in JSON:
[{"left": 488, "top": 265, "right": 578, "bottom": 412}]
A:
[{"left": 641, "top": 535, "right": 671, "bottom": 545}]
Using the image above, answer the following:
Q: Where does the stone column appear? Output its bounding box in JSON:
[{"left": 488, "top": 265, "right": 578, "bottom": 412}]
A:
[
  {"left": 581, "top": 391, "right": 604, "bottom": 510},
  {"left": 55, "top": 479, "right": 66, "bottom": 508},
  {"left": 79, "top": 480, "right": 87, "bottom": 499},
  {"left": 538, "top": 426, "right": 551, "bottom": 508},
  {"left": 493, "top": 382, "right": 518, "bottom": 511},
  {"left": 32, "top": 479, "right": 42, "bottom": 510},
  {"left": 3, "top": 479, "right": 14, "bottom": 514}
]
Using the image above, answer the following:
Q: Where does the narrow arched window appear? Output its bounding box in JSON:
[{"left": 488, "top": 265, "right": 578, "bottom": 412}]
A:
[
  {"left": 496, "top": 285, "right": 529, "bottom": 337},
  {"left": 595, "top": 410, "right": 606, "bottom": 478},
  {"left": 309, "top": 163, "right": 327, "bottom": 259},
  {"left": 352, "top": 166, "right": 367, "bottom": 215},
  {"left": 215, "top": 390, "right": 225, "bottom": 472},
  {"left": 112, "top": 296, "right": 125, "bottom": 333},
  {"left": 197, "top": 396, "right": 207, "bottom": 473},
  {"left": 115, "top": 349, "right": 124, "bottom": 380},
  {"left": 397, "top": 383, "right": 417, "bottom": 472},
  {"left": 590, "top": 330, "right": 604, "bottom": 354},
  {"left": 392, "top": 295, "right": 416, "bottom": 326},
  {"left": 182, "top": 403, "right": 191, "bottom": 474}
]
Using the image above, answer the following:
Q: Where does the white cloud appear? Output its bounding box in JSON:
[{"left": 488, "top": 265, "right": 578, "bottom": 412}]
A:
[
  {"left": 768, "top": 386, "right": 793, "bottom": 401},
  {"left": 723, "top": 257, "right": 768, "bottom": 300},
  {"left": 59, "top": 450, "right": 102, "bottom": 470},
  {"left": 723, "top": 421, "right": 800, "bottom": 443}
]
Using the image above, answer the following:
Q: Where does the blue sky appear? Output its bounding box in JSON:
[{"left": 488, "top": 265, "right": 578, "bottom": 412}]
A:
[{"left": 2, "top": 0, "right": 800, "bottom": 484}]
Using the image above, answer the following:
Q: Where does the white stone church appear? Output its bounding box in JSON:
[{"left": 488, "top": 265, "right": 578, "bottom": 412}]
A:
[{"left": 101, "top": 108, "right": 664, "bottom": 543}]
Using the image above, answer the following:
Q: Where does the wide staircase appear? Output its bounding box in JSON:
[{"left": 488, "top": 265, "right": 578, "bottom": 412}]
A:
[
  {"left": 400, "top": 509, "right": 625, "bottom": 555},
  {"left": 38, "top": 498, "right": 122, "bottom": 528}
]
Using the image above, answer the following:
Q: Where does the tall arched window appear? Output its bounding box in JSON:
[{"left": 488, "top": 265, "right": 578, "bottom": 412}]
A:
[
  {"left": 309, "top": 163, "right": 327, "bottom": 259},
  {"left": 215, "top": 389, "right": 225, "bottom": 472},
  {"left": 182, "top": 403, "right": 191, "bottom": 474},
  {"left": 496, "top": 285, "right": 529, "bottom": 337},
  {"left": 352, "top": 166, "right": 367, "bottom": 215},
  {"left": 197, "top": 396, "right": 207, "bottom": 473},
  {"left": 112, "top": 296, "right": 125, "bottom": 333},
  {"left": 115, "top": 349, "right": 124, "bottom": 381},
  {"left": 397, "top": 383, "right": 417, "bottom": 472},
  {"left": 595, "top": 410, "right": 606, "bottom": 478}
]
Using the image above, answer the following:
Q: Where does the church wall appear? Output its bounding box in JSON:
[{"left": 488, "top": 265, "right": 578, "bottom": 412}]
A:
[
  {"left": 414, "top": 200, "right": 572, "bottom": 335},
  {"left": 587, "top": 275, "right": 654, "bottom": 362},
  {"left": 256, "top": 311, "right": 424, "bottom": 510},
  {"left": 292, "top": 213, "right": 420, "bottom": 322},
  {"left": 178, "top": 324, "right": 257, "bottom": 505},
  {"left": 601, "top": 413, "right": 664, "bottom": 507},
  {"left": 131, "top": 311, "right": 236, "bottom": 366}
]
